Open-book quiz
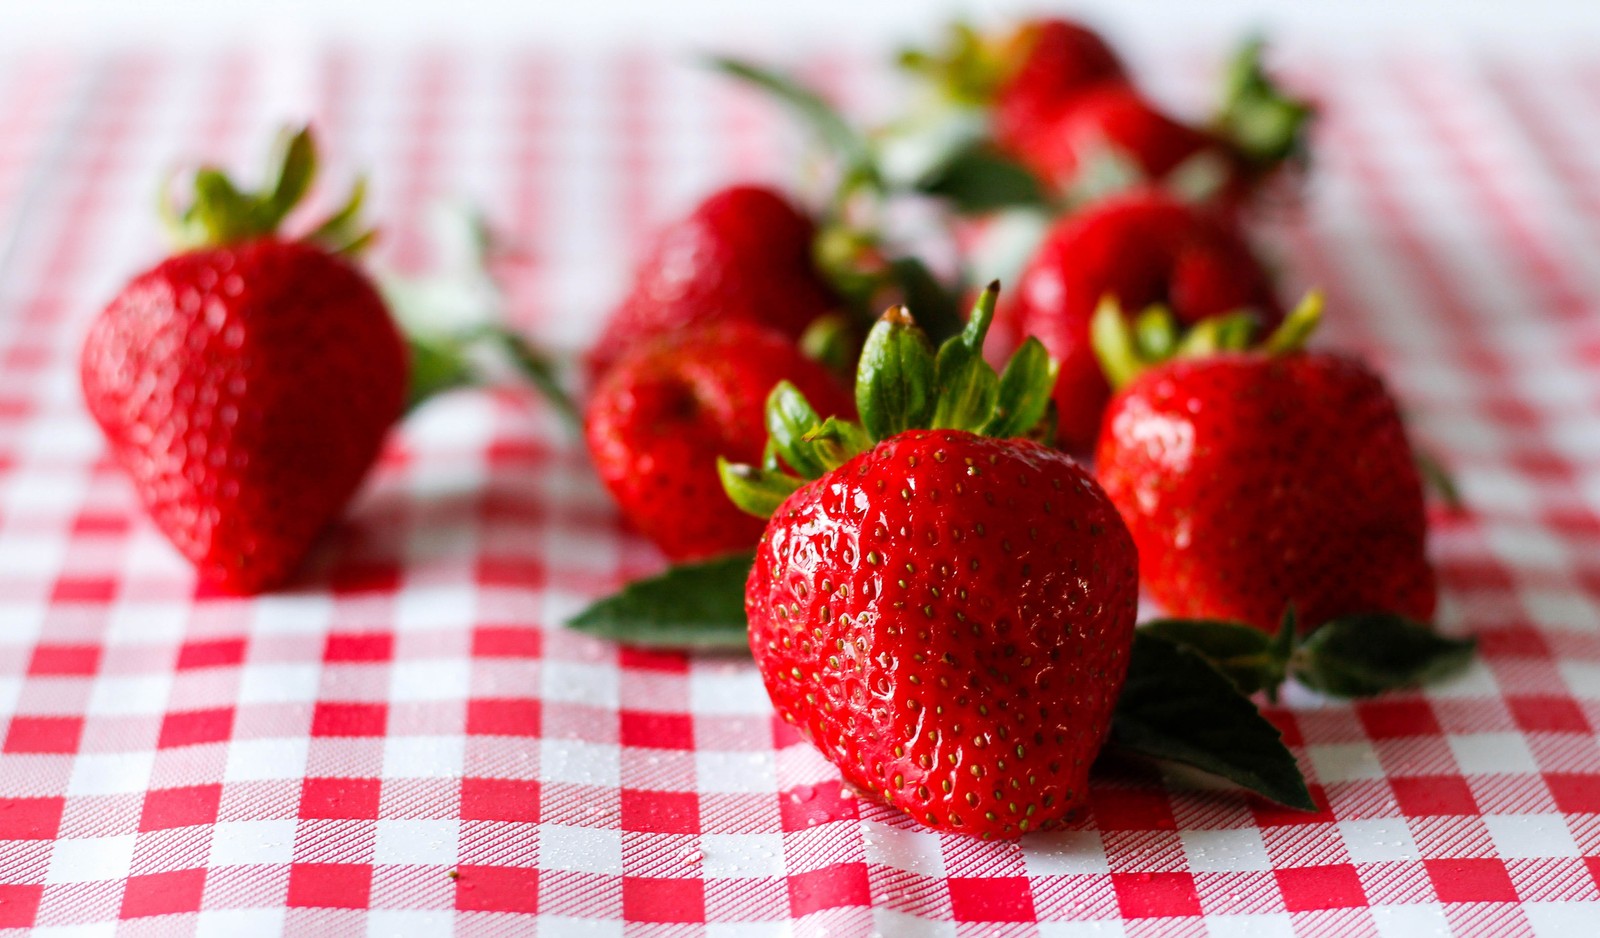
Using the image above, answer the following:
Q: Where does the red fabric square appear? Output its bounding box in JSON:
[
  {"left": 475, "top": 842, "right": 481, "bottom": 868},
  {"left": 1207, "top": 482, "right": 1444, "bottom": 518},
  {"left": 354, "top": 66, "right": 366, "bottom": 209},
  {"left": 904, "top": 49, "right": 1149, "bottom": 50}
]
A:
[
  {"left": 618, "top": 647, "right": 688, "bottom": 673},
  {"left": 1546, "top": 774, "right": 1600, "bottom": 813},
  {"left": 175, "top": 638, "right": 246, "bottom": 670},
  {"left": 158, "top": 708, "right": 234, "bottom": 748},
  {"left": 299, "top": 777, "right": 382, "bottom": 820},
  {"left": 51, "top": 577, "right": 116, "bottom": 602},
  {"left": 286, "top": 863, "right": 372, "bottom": 909},
  {"left": 460, "top": 778, "right": 540, "bottom": 823},
  {"left": 620, "top": 788, "right": 699, "bottom": 834},
  {"left": 1391, "top": 776, "right": 1479, "bottom": 816},
  {"left": 779, "top": 782, "right": 858, "bottom": 831},
  {"left": 472, "top": 627, "right": 542, "bottom": 658},
  {"left": 620, "top": 711, "right": 693, "bottom": 749},
  {"left": 1093, "top": 788, "right": 1177, "bottom": 831},
  {"left": 466, "top": 699, "right": 541, "bottom": 737},
  {"left": 140, "top": 784, "right": 222, "bottom": 831},
  {"left": 27, "top": 644, "right": 100, "bottom": 675},
  {"left": 622, "top": 877, "right": 705, "bottom": 923},
  {"left": 1426, "top": 859, "right": 1518, "bottom": 903},
  {"left": 0, "top": 884, "right": 42, "bottom": 928},
  {"left": 1358, "top": 699, "right": 1441, "bottom": 738},
  {"left": 1112, "top": 872, "right": 1202, "bottom": 919},
  {"left": 478, "top": 557, "right": 542, "bottom": 587},
  {"left": 948, "top": 877, "right": 1037, "bottom": 922},
  {"left": 1275, "top": 864, "right": 1367, "bottom": 911},
  {"left": 311, "top": 702, "right": 387, "bottom": 737},
  {"left": 4, "top": 716, "right": 84, "bottom": 753},
  {"left": 1509, "top": 696, "right": 1591, "bottom": 734},
  {"left": 0, "top": 797, "right": 63, "bottom": 839},
  {"left": 323, "top": 633, "right": 393, "bottom": 662},
  {"left": 787, "top": 863, "right": 869, "bottom": 916},
  {"left": 71, "top": 513, "right": 129, "bottom": 535},
  {"left": 454, "top": 865, "right": 539, "bottom": 913},
  {"left": 119, "top": 868, "right": 207, "bottom": 919}
]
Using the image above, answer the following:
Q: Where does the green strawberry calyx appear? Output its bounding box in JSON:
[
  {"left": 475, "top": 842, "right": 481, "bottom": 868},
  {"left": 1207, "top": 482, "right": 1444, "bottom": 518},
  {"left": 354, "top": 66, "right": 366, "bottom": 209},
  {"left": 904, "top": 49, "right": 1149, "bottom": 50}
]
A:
[
  {"left": 1092, "top": 287, "right": 1324, "bottom": 390},
  {"left": 720, "top": 280, "right": 1059, "bottom": 517},
  {"left": 159, "top": 125, "right": 373, "bottom": 254},
  {"left": 1212, "top": 37, "right": 1316, "bottom": 171}
]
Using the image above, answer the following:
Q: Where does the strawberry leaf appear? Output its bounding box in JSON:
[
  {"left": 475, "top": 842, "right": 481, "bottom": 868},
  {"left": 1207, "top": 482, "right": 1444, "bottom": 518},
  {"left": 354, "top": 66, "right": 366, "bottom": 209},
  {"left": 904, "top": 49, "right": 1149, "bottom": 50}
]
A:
[
  {"left": 1138, "top": 618, "right": 1286, "bottom": 695},
  {"left": 567, "top": 552, "right": 755, "bottom": 650},
  {"left": 856, "top": 306, "right": 938, "bottom": 440},
  {"left": 705, "top": 56, "right": 879, "bottom": 191},
  {"left": 1111, "top": 632, "right": 1315, "bottom": 810},
  {"left": 884, "top": 256, "right": 965, "bottom": 346},
  {"left": 983, "top": 337, "right": 1056, "bottom": 440},
  {"left": 917, "top": 144, "right": 1050, "bottom": 214},
  {"left": 1291, "top": 613, "right": 1475, "bottom": 698}
]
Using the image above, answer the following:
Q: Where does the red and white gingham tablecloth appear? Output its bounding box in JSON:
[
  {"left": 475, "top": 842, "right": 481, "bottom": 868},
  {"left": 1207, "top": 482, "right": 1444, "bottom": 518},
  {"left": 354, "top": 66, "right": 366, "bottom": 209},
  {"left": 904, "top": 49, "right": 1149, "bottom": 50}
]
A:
[{"left": 0, "top": 40, "right": 1598, "bottom": 937}]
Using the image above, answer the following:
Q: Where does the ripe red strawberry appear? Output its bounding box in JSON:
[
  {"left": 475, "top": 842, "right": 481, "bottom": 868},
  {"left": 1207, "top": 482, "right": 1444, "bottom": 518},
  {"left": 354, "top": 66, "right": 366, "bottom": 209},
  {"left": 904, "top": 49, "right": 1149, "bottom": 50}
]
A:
[
  {"left": 80, "top": 129, "right": 406, "bottom": 594},
  {"left": 585, "top": 321, "right": 852, "bottom": 562},
  {"left": 991, "top": 18, "right": 1127, "bottom": 155},
  {"left": 1007, "top": 190, "right": 1282, "bottom": 451},
  {"left": 722, "top": 287, "right": 1139, "bottom": 838},
  {"left": 1094, "top": 294, "right": 1437, "bottom": 632},
  {"left": 587, "top": 185, "right": 842, "bottom": 380}
]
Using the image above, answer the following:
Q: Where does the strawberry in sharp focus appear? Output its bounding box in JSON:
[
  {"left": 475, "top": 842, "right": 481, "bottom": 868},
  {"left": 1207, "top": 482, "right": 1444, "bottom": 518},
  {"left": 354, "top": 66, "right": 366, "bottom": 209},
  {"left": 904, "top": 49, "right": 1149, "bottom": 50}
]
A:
[
  {"left": 1093, "top": 292, "right": 1438, "bottom": 632},
  {"left": 722, "top": 286, "right": 1140, "bottom": 838},
  {"left": 587, "top": 184, "right": 843, "bottom": 381},
  {"left": 1007, "top": 189, "right": 1283, "bottom": 452},
  {"left": 585, "top": 321, "right": 853, "bottom": 563},
  {"left": 80, "top": 128, "right": 406, "bottom": 594}
]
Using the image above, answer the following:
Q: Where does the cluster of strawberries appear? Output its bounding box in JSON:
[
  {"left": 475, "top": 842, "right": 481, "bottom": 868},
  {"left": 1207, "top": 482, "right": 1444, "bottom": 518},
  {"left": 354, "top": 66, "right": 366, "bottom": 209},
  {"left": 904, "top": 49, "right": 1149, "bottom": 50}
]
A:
[{"left": 78, "top": 19, "right": 1471, "bottom": 842}]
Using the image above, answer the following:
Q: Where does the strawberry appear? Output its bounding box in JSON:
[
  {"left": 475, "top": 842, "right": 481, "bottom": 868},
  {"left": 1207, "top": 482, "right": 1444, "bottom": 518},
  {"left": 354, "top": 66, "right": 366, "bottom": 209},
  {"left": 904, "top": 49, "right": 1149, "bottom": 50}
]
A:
[
  {"left": 1006, "top": 190, "right": 1282, "bottom": 452},
  {"left": 587, "top": 185, "right": 842, "bottom": 380},
  {"left": 585, "top": 321, "right": 852, "bottom": 563},
  {"left": 721, "top": 286, "right": 1139, "bottom": 838},
  {"left": 81, "top": 128, "right": 406, "bottom": 594},
  {"left": 1093, "top": 293, "right": 1437, "bottom": 632},
  {"left": 990, "top": 18, "right": 1127, "bottom": 153}
]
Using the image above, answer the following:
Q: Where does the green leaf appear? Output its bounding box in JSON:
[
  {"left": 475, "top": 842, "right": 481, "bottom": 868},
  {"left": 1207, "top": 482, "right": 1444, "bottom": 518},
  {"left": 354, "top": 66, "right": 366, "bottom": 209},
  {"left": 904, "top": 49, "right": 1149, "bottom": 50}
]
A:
[
  {"left": 884, "top": 257, "right": 964, "bottom": 346},
  {"left": 917, "top": 144, "right": 1050, "bottom": 214},
  {"left": 1291, "top": 614, "right": 1476, "bottom": 698},
  {"left": 1111, "top": 632, "right": 1316, "bottom": 811},
  {"left": 1213, "top": 36, "right": 1314, "bottom": 167},
  {"left": 765, "top": 382, "right": 829, "bottom": 478},
  {"left": 855, "top": 306, "right": 937, "bottom": 442},
  {"left": 719, "top": 458, "right": 804, "bottom": 518},
  {"left": 567, "top": 552, "right": 755, "bottom": 651},
  {"left": 983, "top": 337, "right": 1056, "bottom": 440},
  {"left": 799, "top": 314, "right": 858, "bottom": 377},
  {"left": 1414, "top": 446, "right": 1465, "bottom": 512},
  {"left": 260, "top": 126, "right": 316, "bottom": 228},
  {"left": 930, "top": 283, "right": 1001, "bottom": 432},
  {"left": 1139, "top": 618, "right": 1281, "bottom": 695},
  {"left": 405, "top": 335, "right": 475, "bottom": 413},
  {"left": 803, "top": 416, "right": 873, "bottom": 471},
  {"left": 706, "top": 56, "right": 878, "bottom": 188}
]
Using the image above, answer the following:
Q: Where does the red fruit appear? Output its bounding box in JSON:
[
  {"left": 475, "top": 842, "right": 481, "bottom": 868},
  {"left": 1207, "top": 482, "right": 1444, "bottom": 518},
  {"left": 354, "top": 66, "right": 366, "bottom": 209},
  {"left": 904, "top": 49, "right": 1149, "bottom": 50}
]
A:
[
  {"left": 588, "top": 185, "right": 841, "bottom": 380},
  {"left": 1008, "top": 191, "right": 1281, "bottom": 451},
  {"left": 1096, "top": 350, "right": 1436, "bottom": 632},
  {"left": 585, "top": 321, "right": 852, "bottom": 562},
  {"left": 747, "top": 429, "right": 1138, "bottom": 837},
  {"left": 82, "top": 147, "right": 406, "bottom": 595},
  {"left": 992, "top": 19, "right": 1127, "bottom": 156}
]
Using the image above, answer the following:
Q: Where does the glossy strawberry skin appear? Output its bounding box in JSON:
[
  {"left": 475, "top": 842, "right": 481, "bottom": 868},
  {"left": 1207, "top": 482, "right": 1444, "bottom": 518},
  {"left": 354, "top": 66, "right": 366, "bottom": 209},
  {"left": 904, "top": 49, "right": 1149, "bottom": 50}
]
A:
[
  {"left": 1008, "top": 191, "right": 1282, "bottom": 451},
  {"left": 585, "top": 321, "right": 852, "bottom": 563},
  {"left": 747, "top": 430, "right": 1139, "bottom": 838},
  {"left": 1096, "top": 352, "right": 1436, "bottom": 632},
  {"left": 993, "top": 19, "right": 1126, "bottom": 159},
  {"left": 587, "top": 185, "right": 842, "bottom": 380},
  {"left": 81, "top": 239, "right": 407, "bottom": 594}
]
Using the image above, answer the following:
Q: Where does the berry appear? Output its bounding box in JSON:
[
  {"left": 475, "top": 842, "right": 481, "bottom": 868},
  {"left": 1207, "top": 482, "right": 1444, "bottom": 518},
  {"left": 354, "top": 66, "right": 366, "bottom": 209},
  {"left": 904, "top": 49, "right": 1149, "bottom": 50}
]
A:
[{"left": 992, "top": 18, "right": 1127, "bottom": 155}]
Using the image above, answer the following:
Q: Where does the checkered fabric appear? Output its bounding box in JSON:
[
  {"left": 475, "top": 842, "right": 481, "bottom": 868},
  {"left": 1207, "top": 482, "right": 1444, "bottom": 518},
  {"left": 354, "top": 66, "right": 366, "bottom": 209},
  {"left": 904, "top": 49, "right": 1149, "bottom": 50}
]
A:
[{"left": 0, "top": 39, "right": 1597, "bottom": 937}]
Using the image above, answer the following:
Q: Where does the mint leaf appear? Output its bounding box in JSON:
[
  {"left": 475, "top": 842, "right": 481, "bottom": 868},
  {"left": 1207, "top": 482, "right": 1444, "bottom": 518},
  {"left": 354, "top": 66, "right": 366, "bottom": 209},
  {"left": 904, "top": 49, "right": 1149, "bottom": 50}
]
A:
[
  {"left": 917, "top": 144, "right": 1050, "bottom": 214},
  {"left": 1111, "top": 632, "right": 1315, "bottom": 811},
  {"left": 1292, "top": 613, "right": 1475, "bottom": 698},
  {"left": 567, "top": 552, "right": 755, "bottom": 651}
]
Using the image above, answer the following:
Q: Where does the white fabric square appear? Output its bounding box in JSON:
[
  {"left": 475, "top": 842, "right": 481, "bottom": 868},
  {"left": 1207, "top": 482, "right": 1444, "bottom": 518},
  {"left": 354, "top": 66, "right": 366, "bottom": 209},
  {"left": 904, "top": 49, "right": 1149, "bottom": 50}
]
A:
[
  {"left": 1485, "top": 813, "right": 1581, "bottom": 858},
  {"left": 1180, "top": 828, "right": 1272, "bottom": 872},
  {"left": 700, "top": 833, "right": 785, "bottom": 877},
  {"left": 373, "top": 819, "right": 461, "bottom": 865},
  {"left": 540, "top": 824, "right": 623, "bottom": 874},
  {"left": 1524, "top": 901, "right": 1600, "bottom": 936},
  {"left": 104, "top": 602, "right": 189, "bottom": 644},
  {"left": 533, "top": 916, "right": 624, "bottom": 938},
  {"left": 364, "top": 911, "right": 456, "bottom": 934},
  {"left": 389, "top": 659, "right": 472, "bottom": 702},
  {"left": 194, "top": 908, "right": 286, "bottom": 938},
  {"left": 395, "top": 584, "right": 478, "bottom": 632},
  {"left": 1307, "top": 742, "right": 1386, "bottom": 783},
  {"left": 45, "top": 835, "right": 137, "bottom": 883},
  {"left": 1521, "top": 588, "right": 1600, "bottom": 633},
  {"left": 249, "top": 594, "right": 334, "bottom": 635},
  {"left": 543, "top": 661, "right": 620, "bottom": 708},
  {"left": 1022, "top": 830, "right": 1110, "bottom": 875},
  {"left": 862, "top": 821, "right": 945, "bottom": 877},
  {"left": 85, "top": 673, "right": 173, "bottom": 716},
  {"left": 875, "top": 909, "right": 959, "bottom": 938},
  {"left": 1203, "top": 914, "right": 1295, "bottom": 938},
  {"left": 208, "top": 820, "right": 297, "bottom": 865},
  {"left": 237, "top": 664, "right": 320, "bottom": 705},
  {"left": 688, "top": 666, "right": 769, "bottom": 715},
  {"left": 382, "top": 735, "right": 467, "bottom": 779},
  {"left": 1339, "top": 818, "right": 1420, "bottom": 862},
  {"left": 223, "top": 738, "right": 310, "bottom": 782},
  {"left": 66, "top": 751, "right": 155, "bottom": 796},
  {"left": 1373, "top": 904, "right": 1450, "bottom": 938},
  {"left": 1448, "top": 732, "right": 1539, "bottom": 774},
  {"left": 1425, "top": 657, "right": 1502, "bottom": 699},
  {"left": 1560, "top": 661, "right": 1600, "bottom": 699},
  {"left": 540, "top": 738, "right": 620, "bottom": 787},
  {"left": 694, "top": 750, "right": 777, "bottom": 794}
]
